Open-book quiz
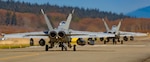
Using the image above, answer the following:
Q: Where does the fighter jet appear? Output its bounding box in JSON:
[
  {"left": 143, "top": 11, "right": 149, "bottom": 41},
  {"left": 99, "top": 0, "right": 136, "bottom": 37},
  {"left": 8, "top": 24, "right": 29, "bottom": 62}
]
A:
[
  {"left": 2, "top": 9, "right": 115, "bottom": 51},
  {"left": 26, "top": 9, "right": 115, "bottom": 51},
  {"left": 27, "top": 9, "right": 81, "bottom": 51},
  {"left": 101, "top": 19, "right": 148, "bottom": 44}
]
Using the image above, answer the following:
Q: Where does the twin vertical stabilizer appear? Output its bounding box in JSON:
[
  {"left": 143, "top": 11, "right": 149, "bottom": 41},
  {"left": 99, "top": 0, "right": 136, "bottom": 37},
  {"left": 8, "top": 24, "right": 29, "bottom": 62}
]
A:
[
  {"left": 115, "top": 19, "right": 122, "bottom": 35},
  {"left": 102, "top": 18, "right": 110, "bottom": 32},
  {"left": 41, "top": 9, "right": 74, "bottom": 31},
  {"left": 41, "top": 9, "right": 54, "bottom": 31},
  {"left": 63, "top": 9, "right": 74, "bottom": 30},
  {"left": 102, "top": 18, "right": 122, "bottom": 35}
]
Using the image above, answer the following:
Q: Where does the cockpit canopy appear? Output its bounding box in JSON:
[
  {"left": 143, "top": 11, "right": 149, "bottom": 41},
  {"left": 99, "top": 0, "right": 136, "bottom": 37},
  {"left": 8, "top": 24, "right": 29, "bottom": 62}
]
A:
[
  {"left": 58, "top": 21, "right": 66, "bottom": 30},
  {"left": 112, "top": 25, "right": 117, "bottom": 30},
  {"left": 59, "top": 21, "right": 66, "bottom": 26}
]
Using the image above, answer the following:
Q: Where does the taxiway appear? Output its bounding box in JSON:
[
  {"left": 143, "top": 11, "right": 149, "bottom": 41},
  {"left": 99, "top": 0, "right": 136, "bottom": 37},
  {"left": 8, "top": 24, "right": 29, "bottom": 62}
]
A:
[{"left": 0, "top": 40, "right": 150, "bottom": 62}]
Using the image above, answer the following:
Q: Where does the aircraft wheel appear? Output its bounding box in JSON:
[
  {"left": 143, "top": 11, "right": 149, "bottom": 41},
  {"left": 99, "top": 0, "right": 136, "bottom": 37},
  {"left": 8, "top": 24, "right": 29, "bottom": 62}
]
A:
[
  {"left": 73, "top": 45, "right": 76, "bottom": 51},
  {"left": 61, "top": 46, "right": 67, "bottom": 51},
  {"left": 64, "top": 46, "right": 67, "bottom": 51},
  {"left": 117, "top": 39, "right": 120, "bottom": 42},
  {"left": 121, "top": 40, "right": 123, "bottom": 44},
  {"left": 60, "top": 43, "right": 64, "bottom": 51},
  {"left": 130, "top": 36, "right": 134, "bottom": 41},
  {"left": 61, "top": 45, "right": 67, "bottom": 51},
  {"left": 61, "top": 46, "right": 63, "bottom": 51},
  {"left": 30, "top": 38, "right": 34, "bottom": 46},
  {"left": 104, "top": 41, "right": 107, "bottom": 44},
  {"left": 113, "top": 39, "right": 117, "bottom": 45},
  {"left": 45, "top": 45, "right": 49, "bottom": 51}
]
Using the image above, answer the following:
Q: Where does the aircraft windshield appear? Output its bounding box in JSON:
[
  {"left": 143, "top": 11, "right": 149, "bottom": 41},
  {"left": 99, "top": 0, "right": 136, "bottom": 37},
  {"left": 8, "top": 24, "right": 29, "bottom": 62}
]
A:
[
  {"left": 112, "top": 25, "right": 117, "bottom": 30},
  {"left": 59, "top": 21, "right": 66, "bottom": 26}
]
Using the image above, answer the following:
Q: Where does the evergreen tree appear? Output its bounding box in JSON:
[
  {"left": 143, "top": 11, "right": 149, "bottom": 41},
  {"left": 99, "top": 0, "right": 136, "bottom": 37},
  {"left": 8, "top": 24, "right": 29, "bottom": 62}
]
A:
[
  {"left": 5, "top": 11, "right": 11, "bottom": 25},
  {"left": 11, "top": 11, "right": 17, "bottom": 25},
  {"left": 0, "top": 0, "right": 131, "bottom": 21}
]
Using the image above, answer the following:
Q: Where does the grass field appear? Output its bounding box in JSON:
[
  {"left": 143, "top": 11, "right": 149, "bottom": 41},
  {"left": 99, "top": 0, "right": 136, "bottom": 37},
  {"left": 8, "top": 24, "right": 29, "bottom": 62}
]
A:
[
  {"left": 0, "top": 44, "right": 30, "bottom": 49},
  {"left": 0, "top": 38, "right": 45, "bottom": 49}
]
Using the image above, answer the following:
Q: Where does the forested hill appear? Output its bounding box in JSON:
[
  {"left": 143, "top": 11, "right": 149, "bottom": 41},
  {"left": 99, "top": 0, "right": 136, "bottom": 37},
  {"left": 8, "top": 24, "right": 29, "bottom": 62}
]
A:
[
  {"left": 0, "top": 0, "right": 130, "bottom": 21},
  {"left": 0, "top": 0, "right": 150, "bottom": 34}
]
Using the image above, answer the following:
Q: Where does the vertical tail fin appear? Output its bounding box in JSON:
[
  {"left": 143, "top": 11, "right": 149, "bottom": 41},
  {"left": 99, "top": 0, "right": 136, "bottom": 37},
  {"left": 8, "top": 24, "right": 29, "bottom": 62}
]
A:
[
  {"left": 41, "top": 9, "right": 54, "bottom": 31},
  {"left": 102, "top": 18, "right": 110, "bottom": 32},
  {"left": 115, "top": 19, "right": 123, "bottom": 35},
  {"left": 63, "top": 9, "right": 74, "bottom": 30}
]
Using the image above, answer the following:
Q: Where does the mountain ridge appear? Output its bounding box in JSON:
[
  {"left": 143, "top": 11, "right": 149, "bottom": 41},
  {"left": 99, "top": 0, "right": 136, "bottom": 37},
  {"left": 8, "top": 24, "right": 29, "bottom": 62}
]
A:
[{"left": 127, "top": 6, "right": 150, "bottom": 18}]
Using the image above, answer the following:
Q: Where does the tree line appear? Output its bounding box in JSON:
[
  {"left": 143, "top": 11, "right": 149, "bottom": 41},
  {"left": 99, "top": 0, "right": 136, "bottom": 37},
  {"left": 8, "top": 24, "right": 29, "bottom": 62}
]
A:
[
  {"left": 0, "top": 0, "right": 131, "bottom": 21},
  {"left": 5, "top": 11, "right": 17, "bottom": 26}
]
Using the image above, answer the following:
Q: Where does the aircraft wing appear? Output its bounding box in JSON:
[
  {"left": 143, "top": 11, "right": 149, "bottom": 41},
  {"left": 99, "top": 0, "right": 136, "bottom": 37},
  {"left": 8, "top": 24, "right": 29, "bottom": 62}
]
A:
[
  {"left": 2, "top": 31, "right": 48, "bottom": 39},
  {"left": 119, "top": 31, "right": 148, "bottom": 37},
  {"left": 70, "top": 30, "right": 115, "bottom": 38}
]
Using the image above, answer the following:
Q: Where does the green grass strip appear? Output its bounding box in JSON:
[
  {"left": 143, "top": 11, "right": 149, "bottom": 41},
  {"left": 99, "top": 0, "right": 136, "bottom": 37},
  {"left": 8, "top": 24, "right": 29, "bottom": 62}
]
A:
[{"left": 0, "top": 44, "right": 30, "bottom": 49}]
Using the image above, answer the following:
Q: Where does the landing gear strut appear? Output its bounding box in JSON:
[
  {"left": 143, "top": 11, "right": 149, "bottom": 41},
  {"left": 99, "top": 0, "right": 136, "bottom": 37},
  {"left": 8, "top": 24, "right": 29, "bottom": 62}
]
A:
[
  {"left": 60, "top": 42, "right": 67, "bottom": 51},
  {"left": 104, "top": 40, "right": 107, "bottom": 44},
  {"left": 112, "top": 38, "right": 117, "bottom": 44},
  {"left": 45, "top": 45, "right": 49, "bottom": 51},
  {"left": 73, "top": 45, "right": 76, "bottom": 51},
  {"left": 121, "top": 40, "right": 123, "bottom": 44}
]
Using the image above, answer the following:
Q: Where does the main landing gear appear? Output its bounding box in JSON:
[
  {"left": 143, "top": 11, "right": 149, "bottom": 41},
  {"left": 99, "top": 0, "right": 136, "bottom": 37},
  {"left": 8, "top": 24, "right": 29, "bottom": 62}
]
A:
[
  {"left": 60, "top": 42, "right": 67, "bottom": 51},
  {"left": 73, "top": 45, "right": 76, "bottom": 51},
  {"left": 45, "top": 45, "right": 49, "bottom": 51},
  {"left": 45, "top": 42, "right": 77, "bottom": 51},
  {"left": 30, "top": 38, "right": 34, "bottom": 46}
]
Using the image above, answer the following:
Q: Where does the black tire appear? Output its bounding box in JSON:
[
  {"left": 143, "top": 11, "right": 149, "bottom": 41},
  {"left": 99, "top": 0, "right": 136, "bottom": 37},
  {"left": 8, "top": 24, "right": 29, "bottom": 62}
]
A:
[
  {"left": 73, "top": 45, "right": 76, "bottom": 51},
  {"left": 100, "top": 38, "right": 104, "bottom": 41},
  {"left": 39, "top": 39, "right": 45, "bottom": 46},
  {"left": 30, "top": 38, "right": 34, "bottom": 46},
  {"left": 60, "top": 43, "right": 67, "bottom": 51},
  {"left": 64, "top": 46, "right": 67, "bottom": 51},
  {"left": 121, "top": 40, "right": 123, "bottom": 44},
  {"left": 61, "top": 46, "right": 64, "bottom": 51},
  {"left": 130, "top": 36, "right": 134, "bottom": 41},
  {"left": 117, "top": 39, "right": 120, "bottom": 42},
  {"left": 104, "top": 41, "right": 106, "bottom": 44},
  {"left": 113, "top": 38, "right": 117, "bottom": 45},
  {"left": 123, "top": 36, "right": 128, "bottom": 41},
  {"left": 60, "top": 42, "right": 64, "bottom": 51},
  {"left": 45, "top": 45, "right": 49, "bottom": 51},
  {"left": 61, "top": 45, "right": 67, "bottom": 51}
]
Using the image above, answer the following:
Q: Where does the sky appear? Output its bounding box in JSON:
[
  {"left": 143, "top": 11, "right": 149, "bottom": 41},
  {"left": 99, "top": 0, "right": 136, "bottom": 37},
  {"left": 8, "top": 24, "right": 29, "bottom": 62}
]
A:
[{"left": 14, "top": 0, "right": 150, "bottom": 14}]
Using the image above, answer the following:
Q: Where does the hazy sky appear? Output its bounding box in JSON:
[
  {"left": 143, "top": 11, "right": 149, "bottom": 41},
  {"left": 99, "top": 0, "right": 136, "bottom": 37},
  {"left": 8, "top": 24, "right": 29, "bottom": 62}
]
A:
[{"left": 14, "top": 0, "right": 150, "bottom": 14}]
